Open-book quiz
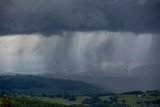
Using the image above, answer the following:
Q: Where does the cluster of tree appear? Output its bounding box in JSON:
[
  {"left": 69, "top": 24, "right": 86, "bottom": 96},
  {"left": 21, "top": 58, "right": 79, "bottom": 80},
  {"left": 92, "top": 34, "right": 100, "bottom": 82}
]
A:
[
  {"left": 0, "top": 90, "right": 76, "bottom": 102},
  {"left": 144, "top": 99, "right": 160, "bottom": 106},
  {"left": 148, "top": 90, "right": 160, "bottom": 98},
  {"left": 123, "top": 91, "right": 143, "bottom": 95},
  {"left": 0, "top": 96, "right": 84, "bottom": 107},
  {"left": 109, "top": 96, "right": 118, "bottom": 103},
  {"left": 123, "top": 90, "right": 160, "bottom": 97},
  {"left": 82, "top": 96, "right": 129, "bottom": 107},
  {"left": 41, "top": 92, "right": 76, "bottom": 101},
  {"left": 0, "top": 95, "right": 130, "bottom": 107},
  {"left": 56, "top": 93, "right": 76, "bottom": 101},
  {"left": 136, "top": 99, "right": 160, "bottom": 106},
  {"left": 82, "top": 96, "right": 103, "bottom": 104}
]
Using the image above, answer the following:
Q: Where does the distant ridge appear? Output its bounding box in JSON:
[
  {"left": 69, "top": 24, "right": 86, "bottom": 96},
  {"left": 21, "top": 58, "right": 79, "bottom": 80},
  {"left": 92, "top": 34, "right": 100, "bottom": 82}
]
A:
[{"left": 0, "top": 75, "right": 105, "bottom": 96}]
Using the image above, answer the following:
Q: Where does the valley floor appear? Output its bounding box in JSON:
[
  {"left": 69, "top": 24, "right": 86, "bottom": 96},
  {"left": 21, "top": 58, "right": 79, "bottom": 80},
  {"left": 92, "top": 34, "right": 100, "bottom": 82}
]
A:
[{"left": 0, "top": 92, "right": 159, "bottom": 107}]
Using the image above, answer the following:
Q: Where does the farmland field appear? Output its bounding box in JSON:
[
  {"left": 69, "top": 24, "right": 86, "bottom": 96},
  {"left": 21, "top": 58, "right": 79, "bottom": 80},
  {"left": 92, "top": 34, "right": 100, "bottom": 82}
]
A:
[
  {"left": 100, "top": 94, "right": 160, "bottom": 107},
  {"left": 38, "top": 96, "right": 89, "bottom": 105},
  {"left": 34, "top": 94, "right": 160, "bottom": 107}
]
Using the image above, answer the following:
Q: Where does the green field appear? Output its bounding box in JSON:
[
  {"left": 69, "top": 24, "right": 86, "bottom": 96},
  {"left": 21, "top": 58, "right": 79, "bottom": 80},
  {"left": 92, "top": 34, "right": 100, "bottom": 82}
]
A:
[
  {"left": 100, "top": 94, "right": 160, "bottom": 107},
  {"left": 38, "top": 96, "right": 90, "bottom": 105},
  {"left": 37, "top": 94, "right": 160, "bottom": 107},
  {"left": 0, "top": 94, "right": 160, "bottom": 107}
]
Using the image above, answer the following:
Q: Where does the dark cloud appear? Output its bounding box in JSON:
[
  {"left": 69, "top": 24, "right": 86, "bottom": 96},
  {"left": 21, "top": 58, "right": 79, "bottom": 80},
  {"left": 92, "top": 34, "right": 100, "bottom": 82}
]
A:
[
  {"left": 0, "top": 0, "right": 160, "bottom": 35},
  {"left": 0, "top": 0, "right": 108, "bottom": 35}
]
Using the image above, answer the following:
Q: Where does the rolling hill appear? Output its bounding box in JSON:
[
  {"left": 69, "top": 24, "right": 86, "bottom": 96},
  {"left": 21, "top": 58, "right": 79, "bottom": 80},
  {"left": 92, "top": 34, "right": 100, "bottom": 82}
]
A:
[{"left": 0, "top": 75, "right": 105, "bottom": 96}]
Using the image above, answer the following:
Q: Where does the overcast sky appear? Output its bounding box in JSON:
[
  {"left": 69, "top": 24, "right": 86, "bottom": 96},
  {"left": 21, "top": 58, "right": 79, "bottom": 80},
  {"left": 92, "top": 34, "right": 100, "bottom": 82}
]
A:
[{"left": 0, "top": 0, "right": 160, "bottom": 35}]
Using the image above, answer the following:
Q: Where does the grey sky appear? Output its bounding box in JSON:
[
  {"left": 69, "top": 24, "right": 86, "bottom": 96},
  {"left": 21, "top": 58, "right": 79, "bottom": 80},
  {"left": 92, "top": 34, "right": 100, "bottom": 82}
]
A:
[{"left": 0, "top": 0, "right": 160, "bottom": 35}]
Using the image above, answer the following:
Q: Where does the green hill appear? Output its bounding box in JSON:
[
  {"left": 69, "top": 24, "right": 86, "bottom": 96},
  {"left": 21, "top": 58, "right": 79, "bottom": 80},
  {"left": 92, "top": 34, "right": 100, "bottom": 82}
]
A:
[{"left": 0, "top": 75, "right": 105, "bottom": 96}]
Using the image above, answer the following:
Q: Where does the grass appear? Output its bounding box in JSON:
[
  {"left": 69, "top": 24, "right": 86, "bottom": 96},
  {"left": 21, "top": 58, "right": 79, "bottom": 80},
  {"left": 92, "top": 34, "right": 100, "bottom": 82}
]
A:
[
  {"left": 38, "top": 96, "right": 89, "bottom": 105},
  {"left": 32, "top": 94, "right": 160, "bottom": 106},
  {"left": 1, "top": 94, "right": 160, "bottom": 106},
  {"left": 118, "top": 94, "right": 160, "bottom": 107},
  {"left": 100, "top": 94, "right": 160, "bottom": 107},
  {"left": 99, "top": 95, "right": 111, "bottom": 101}
]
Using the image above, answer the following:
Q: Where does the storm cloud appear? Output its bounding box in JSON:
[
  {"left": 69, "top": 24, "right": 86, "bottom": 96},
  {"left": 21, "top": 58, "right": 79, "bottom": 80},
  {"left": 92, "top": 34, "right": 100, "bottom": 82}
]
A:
[{"left": 0, "top": 0, "right": 160, "bottom": 35}]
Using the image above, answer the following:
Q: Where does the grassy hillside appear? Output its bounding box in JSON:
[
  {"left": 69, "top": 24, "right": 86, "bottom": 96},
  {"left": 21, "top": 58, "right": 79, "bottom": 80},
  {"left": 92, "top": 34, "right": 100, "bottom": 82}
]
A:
[
  {"left": 37, "top": 92, "right": 160, "bottom": 106},
  {"left": 0, "top": 92, "right": 159, "bottom": 107},
  {"left": 0, "top": 75, "right": 104, "bottom": 96}
]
